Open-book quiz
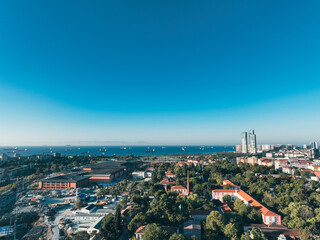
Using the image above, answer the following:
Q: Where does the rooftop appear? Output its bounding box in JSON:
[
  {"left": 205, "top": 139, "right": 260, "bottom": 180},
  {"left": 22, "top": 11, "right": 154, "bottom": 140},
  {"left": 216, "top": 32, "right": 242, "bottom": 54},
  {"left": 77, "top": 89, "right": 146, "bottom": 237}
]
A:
[{"left": 41, "top": 173, "right": 89, "bottom": 183}]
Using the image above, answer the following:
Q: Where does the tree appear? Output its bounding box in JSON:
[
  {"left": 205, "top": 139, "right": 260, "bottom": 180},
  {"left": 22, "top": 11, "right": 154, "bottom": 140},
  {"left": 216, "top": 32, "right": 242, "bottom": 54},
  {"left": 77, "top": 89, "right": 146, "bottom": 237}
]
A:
[
  {"left": 247, "top": 208, "right": 262, "bottom": 224},
  {"left": 224, "top": 223, "right": 238, "bottom": 240},
  {"left": 143, "top": 223, "right": 169, "bottom": 240},
  {"left": 223, "top": 195, "right": 232, "bottom": 204},
  {"left": 114, "top": 204, "right": 121, "bottom": 232},
  {"left": 233, "top": 199, "right": 249, "bottom": 217},
  {"left": 128, "top": 213, "right": 148, "bottom": 235},
  {"left": 205, "top": 211, "right": 225, "bottom": 232},
  {"left": 250, "top": 227, "right": 266, "bottom": 240},
  {"left": 72, "top": 231, "right": 90, "bottom": 240},
  {"left": 74, "top": 199, "right": 84, "bottom": 210},
  {"left": 240, "top": 232, "right": 251, "bottom": 240},
  {"left": 169, "top": 233, "right": 187, "bottom": 240},
  {"left": 100, "top": 214, "right": 117, "bottom": 239}
]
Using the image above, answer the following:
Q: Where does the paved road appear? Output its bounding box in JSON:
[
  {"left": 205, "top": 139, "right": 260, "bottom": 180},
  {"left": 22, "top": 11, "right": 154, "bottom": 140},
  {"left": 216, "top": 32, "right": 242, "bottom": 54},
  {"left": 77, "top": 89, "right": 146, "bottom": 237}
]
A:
[{"left": 51, "top": 205, "right": 72, "bottom": 240}]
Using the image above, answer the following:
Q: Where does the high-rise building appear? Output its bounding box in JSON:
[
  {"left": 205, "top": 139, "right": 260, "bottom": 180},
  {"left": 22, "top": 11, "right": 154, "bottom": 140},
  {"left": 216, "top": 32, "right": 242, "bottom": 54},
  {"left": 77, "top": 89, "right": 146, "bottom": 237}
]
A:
[
  {"left": 310, "top": 142, "right": 319, "bottom": 150},
  {"left": 248, "top": 130, "right": 257, "bottom": 154},
  {"left": 241, "top": 132, "right": 248, "bottom": 153}
]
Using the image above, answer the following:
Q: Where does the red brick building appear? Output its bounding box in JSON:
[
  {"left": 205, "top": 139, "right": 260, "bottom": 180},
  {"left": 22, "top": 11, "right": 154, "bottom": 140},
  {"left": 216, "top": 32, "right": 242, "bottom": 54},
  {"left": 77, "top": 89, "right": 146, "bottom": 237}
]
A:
[{"left": 38, "top": 174, "right": 89, "bottom": 189}]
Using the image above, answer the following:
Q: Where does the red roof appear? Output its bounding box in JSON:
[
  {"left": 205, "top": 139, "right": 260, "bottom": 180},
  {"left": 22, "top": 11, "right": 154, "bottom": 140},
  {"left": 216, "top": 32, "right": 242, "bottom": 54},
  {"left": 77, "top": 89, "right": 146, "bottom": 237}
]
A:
[
  {"left": 135, "top": 225, "right": 146, "bottom": 234},
  {"left": 172, "top": 185, "right": 187, "bottom": 191},
  {"left": 315, "top": 171, "right": 320, "bottom": 178},
  {"left": 165, "top": 170, "right": 175, "bottom": 176},
  {"left": 212, "top": 187, "right": 280, "bottom": 217},
  {"left": 223, "top": 180, "right": 240, "bottom": 189},
  {"left": 221, "top": 204, "right": 232, "bottom": 212},
  {"left": 212, "top": 189, "right": 236, "bottom": 193},
  {"left": 159, "top": 178, "right": 171, "bottom": 185}
]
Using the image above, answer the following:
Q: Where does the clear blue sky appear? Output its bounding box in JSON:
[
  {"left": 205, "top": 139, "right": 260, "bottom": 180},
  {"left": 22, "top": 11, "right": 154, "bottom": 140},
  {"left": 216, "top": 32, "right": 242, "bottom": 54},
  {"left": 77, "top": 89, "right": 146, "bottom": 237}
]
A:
[{"left": 0, "top": 0, "right": 320, "bottom": 146}]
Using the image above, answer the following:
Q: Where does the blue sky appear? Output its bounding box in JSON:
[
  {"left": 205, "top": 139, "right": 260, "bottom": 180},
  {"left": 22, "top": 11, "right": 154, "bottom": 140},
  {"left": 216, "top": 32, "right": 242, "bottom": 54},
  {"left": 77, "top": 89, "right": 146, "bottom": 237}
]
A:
[{"left": 0, "top": 0, "right": 320, "bottom": 146}]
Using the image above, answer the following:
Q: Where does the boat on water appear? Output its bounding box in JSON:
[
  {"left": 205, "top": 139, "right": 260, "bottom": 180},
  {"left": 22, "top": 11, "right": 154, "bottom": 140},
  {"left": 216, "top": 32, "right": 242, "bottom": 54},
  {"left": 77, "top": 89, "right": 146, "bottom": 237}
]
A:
[
  {"left": 120, "top": 147, "right": 127, "bottom": 150},
  {"left": 4, "top": 147, "right": 17, "bottom": 150},
  {"left": 146, "top": 147, "right": 156, "bottom": 153},
  {"left": 181, "top": 147, "right": 185, "bottom": 152}
]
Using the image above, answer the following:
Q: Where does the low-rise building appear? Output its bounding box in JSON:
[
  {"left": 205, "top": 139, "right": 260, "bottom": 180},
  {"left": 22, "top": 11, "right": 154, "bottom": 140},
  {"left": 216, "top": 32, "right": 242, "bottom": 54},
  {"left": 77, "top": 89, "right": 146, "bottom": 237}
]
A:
[
  {"left": 165, "top": 170, "right": 175, "bottom": 179},
  {"left": 223, "top": 180, "right": 240, "bottom": 189},
  {"left": 171, "top": 185, "right": 188, "bottom": 195},
  {"left": 132, "top": 171, "right": 146, "bottom": 180},
  {"left": 38, "top": 174, "right": 89, "bottom": 189},
  {"left": 282, "top": 166, "right": 296, "bottom": 175},
  {"left": 212, "top": 181, "right": 281, "bottom": 225},
  {"left": 183, "top": 220, "right": 201, "bottom": 239},
  {"left": 83, "top": 161, "right": 141, "bottom": 183}
]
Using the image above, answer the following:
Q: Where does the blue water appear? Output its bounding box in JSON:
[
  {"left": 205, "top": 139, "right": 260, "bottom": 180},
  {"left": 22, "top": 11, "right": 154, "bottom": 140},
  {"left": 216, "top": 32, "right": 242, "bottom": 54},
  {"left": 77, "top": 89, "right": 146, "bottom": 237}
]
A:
[{"left": 0, "top": 146, "right": 235, "bottom": 157}]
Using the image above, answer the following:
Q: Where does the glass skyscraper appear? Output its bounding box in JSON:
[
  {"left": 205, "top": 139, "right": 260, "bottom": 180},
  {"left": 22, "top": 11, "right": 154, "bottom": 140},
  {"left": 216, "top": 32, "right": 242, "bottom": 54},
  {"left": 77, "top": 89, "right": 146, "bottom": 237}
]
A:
[
  {"left": 241, "top": 132, "right": 248, "bottom": 153},
  {"left": 248, "top": 130, "right": 257, "bottom": 154}
]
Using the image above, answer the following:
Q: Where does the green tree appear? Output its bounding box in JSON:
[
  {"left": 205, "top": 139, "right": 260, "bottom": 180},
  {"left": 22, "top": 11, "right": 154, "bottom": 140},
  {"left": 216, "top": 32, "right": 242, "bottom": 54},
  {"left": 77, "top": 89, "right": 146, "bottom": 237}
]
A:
[
  {"left": 72, "top": 231, "right": 90, "bottom": 240},
  {"left": 100, "top": 214, "right": 117, "bottom": 239},
  {"left": 223, "top": 195, "right": 232, "bottom": 204},
  {"left": 251, "top": 227, "right": 266, "bottom": 240},
  {"left": 143, "top": 223, "right": 169, "bottom": 240},
  {"left": 114, "top": 204, "right": 122, "bottom": 232},
  {"left": 247, "top": 208, "right": 262, "bottom": 224},
  {"left": 240, "top": 232, "right": 250, "bottom": 240},
  {"left": 224, "top": 223, "right": 238, "bottom": 240},
  {"left": 169, "top": 233, "right": 187, "bottom": 240},
  {"left": 128, "top": 212, "right": 148, "bottom": 235},
  {"left": 205, "top": 211, "right": 225, "bottom": 232}
]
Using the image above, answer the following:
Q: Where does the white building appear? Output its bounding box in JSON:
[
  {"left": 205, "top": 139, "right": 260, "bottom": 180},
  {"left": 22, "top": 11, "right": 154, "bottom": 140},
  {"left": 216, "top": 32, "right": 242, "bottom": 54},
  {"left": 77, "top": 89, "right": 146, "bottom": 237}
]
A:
[{"left": 132, "top": 171, "right": 146, "bottom": 180}]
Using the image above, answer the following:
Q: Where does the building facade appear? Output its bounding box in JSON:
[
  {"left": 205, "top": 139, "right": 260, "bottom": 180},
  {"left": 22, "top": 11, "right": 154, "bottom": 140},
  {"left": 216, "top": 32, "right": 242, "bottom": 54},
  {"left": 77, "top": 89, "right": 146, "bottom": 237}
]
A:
[{"left": 248, "top": 130, "right": 257, "bottom": 154}]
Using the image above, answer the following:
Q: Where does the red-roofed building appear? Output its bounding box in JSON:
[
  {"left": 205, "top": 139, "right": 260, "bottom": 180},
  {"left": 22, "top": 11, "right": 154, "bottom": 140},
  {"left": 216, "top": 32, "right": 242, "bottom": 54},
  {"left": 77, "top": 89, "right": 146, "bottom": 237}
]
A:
[
  {"left": 311, "top": 165, "right": 320, "bottom": 171},
  {"left": 159, "top": 178, "right": 172, "bottom": 185},
  {"left": 212, "top": 181, "right": 281, "bottom": 225},
  {"left": 220, "top": 204, "right": 232, "bottom": 214},
  {"left": 165, "top": 170, "right": 175, "bottom": 179},
  {"left": 135, "top": 225, "right": 146, "bottom": 239},
  {"left": 223, "top": 180, "right": 240, "bottom": 189},
  {"left": 171, "top": 185, "right": 188, "bottom": 195},
  {"left": 244, "top": 224, "right": 301, "bottom": 239},
  {"left": 176, "top": 161, "right": 189, "bottom": 167}
]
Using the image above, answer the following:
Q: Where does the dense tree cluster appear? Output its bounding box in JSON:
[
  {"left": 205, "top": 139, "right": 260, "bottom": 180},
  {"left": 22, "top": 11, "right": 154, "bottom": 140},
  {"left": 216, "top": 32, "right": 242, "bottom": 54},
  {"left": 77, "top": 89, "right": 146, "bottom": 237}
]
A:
[{"left": 97, "top": 152, "right": 320, "bottom": 239}]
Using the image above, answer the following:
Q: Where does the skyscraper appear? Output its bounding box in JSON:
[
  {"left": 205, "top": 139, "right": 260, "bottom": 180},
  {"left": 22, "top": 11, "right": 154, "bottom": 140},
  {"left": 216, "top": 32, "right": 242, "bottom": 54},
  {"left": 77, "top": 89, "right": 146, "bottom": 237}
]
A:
[
  {"left": 241, "top": 132, "right": 248, "bottom": 153},
  {"left": 248, "top": 130, "right": 257, "bottom": 154},
  {"left": 310, "top": 142, "right": 318, "bottom": 150}
]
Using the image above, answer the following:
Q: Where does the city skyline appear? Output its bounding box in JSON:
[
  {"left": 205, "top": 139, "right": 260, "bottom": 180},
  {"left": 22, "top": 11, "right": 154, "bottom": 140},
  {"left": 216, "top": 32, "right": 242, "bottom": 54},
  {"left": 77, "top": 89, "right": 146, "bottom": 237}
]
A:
[{"left": 1, "top": 1, "right": 320, "bottom": 145}]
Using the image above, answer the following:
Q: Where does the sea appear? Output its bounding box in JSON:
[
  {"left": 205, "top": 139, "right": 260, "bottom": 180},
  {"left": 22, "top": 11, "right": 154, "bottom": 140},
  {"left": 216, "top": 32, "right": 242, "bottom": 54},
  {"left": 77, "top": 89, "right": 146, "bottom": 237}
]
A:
[{"left": 0, "top": 146, "right": 235, "bottom": 157}]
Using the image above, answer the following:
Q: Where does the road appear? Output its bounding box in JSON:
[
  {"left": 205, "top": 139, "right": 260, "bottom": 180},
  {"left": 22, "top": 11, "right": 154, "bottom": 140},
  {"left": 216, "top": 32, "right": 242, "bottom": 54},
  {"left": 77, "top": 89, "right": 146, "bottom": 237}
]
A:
[{"left": 51, "top": 205, "right": 72, "bottom": 240}]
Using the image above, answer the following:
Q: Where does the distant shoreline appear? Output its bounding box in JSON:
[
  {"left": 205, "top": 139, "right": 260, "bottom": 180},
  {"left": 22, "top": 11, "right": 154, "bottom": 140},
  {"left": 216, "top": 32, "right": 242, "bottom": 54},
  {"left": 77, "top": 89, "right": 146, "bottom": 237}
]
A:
[{"left": 0, "top": 145, "right": 235, "bottom": 157}]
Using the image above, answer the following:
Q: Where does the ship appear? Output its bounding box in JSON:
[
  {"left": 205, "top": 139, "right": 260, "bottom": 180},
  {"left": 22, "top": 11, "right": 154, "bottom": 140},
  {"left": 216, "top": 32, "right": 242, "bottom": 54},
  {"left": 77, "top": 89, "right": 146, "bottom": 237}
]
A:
[
  {"left": 181, "top": 147, "right": 185, "bottom": 152},
  {"left": 4, "top": 147, "right": 17, "bottom": 150},
  {"left": 146, "top": 147, "right": 156, "bottom": 153}
]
